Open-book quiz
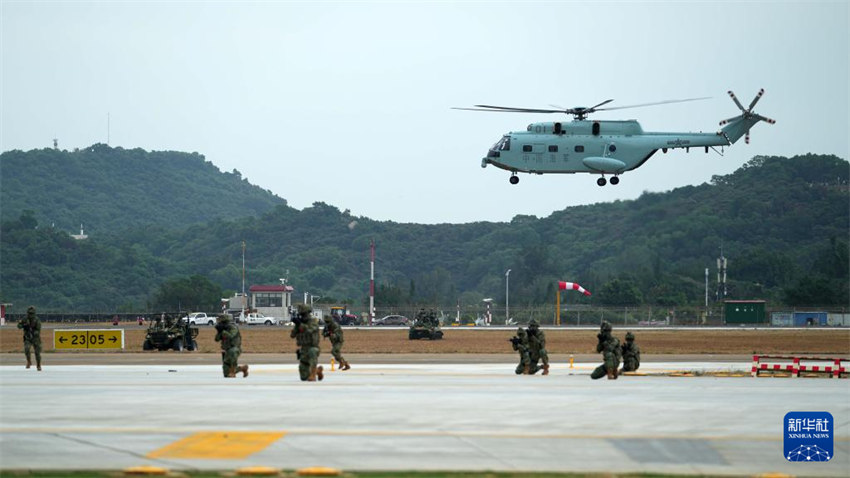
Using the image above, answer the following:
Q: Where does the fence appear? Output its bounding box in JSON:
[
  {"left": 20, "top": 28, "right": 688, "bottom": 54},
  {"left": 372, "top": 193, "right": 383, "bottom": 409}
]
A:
[{"left": 2, "top": 304, "right": 848, "bottom": 326}]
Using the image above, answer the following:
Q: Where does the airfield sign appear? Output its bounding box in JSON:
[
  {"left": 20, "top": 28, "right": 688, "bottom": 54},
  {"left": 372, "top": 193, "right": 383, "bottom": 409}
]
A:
[{"left": 54, "top": 329, "right": 124, "bottom": 350}]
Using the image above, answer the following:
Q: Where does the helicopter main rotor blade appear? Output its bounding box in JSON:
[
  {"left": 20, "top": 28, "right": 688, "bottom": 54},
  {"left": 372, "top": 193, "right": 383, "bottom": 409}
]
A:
[
  {"left": 755, "top": 114, "right": 776, "bottom": 124},
  {"left": 586, "top": 99, "right": 615, "bottom": 111},
  {"left": 748, "top": 88, "right": 765, "bottom": 111},
  {"left": 464, "top": 105, "right": 567, "bottom": 113},
  {"left": 598, "top": 96, "right": 711, "bottom": 112}
]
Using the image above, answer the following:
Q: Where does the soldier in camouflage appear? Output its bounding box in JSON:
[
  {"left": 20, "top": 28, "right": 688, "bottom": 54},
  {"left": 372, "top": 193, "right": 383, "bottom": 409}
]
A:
[
  {"left": 290, "top": 304, "right": 323, "bottom": 381},
  {"left": 427, "top": 309, "right": 438, "bottom": 330},
  {"left": 415, "top": 308, "right": 427, "bottom": 327},
  {"left": 17, "top": 306, "right": 42, "bottom": 371},
  {"left": 214, "top": 314, "right": 248, "bottom": 378},
  {"left": 510, "top": 327, "right": 532, "bottom": 375},
  {"left": 323, "top": 315, "right": 350, "bottom": 370},
  {"left": 591, "top": 320, "right": 621, "bottom": 380},
  {"left": 527, "top": 319, "right": 550, "bottom": 375},
  {"left": 620, "top": 331, "right": 641, "bottom": 372}
]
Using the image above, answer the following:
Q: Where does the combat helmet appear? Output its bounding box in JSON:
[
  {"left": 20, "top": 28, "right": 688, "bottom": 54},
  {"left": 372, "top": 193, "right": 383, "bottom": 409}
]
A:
[
  {"left": 297, "top": 303, "right": 312, "bottom": 317},
  {"left": 600, "top": 320, "right": 612, "bottom": 333},
  {"left": 625, "top": 331, "right": 635, "bottom": 341},
  {"left": 217, "top": 314, "right": 231, "bottom": 323},
  {"left": 26, "top": 306, "right": 36, "bottom": 315},
  {"left": 528, "top": 318, "right": 539, "bottom": 329}
]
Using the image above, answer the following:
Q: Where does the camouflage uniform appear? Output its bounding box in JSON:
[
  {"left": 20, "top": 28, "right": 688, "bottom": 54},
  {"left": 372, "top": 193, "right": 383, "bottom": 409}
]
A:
[
  {"left": 323, "top": 318, "right": 350, "bottom": 370},
  {"left": 527, "top": 319, "right": 550, "bottom": 375},
  {"left": 17, "top": 306, "right": 42, "bottom": 370},
  {"left": 591, "top": 321, "right": 621, "bottom": 380},
  {"left": 621, "top": 332, "right": 641, "bottom": 372},
  {"left": 415, "top": 308, "right": 427, "bottom": 327},
  {"left": 290, "top": 304, "right": 323, "bottom": 381},
  {"left": 214, "top": 314, "right": 248, "bottom": 378},
  {"left": 511, "top": 327, "right": 532, "bottom": 375},
  {"left": 427, "top": 309, "right": 438, "bottom": 330}
]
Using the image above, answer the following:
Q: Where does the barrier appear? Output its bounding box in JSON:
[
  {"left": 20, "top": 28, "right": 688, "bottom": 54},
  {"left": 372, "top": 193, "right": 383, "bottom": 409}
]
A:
[{"left": 751, "top": 354, "right": 848, "bottom": 378}]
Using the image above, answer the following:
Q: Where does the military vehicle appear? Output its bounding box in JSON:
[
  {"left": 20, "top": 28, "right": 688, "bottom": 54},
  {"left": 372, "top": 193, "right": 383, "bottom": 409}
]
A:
[
  {"left": 408, "top": 309, "right": 443, "bottom": 340},
  {"left": 142, "top": 318, "right": 199, "bottom": 351}
]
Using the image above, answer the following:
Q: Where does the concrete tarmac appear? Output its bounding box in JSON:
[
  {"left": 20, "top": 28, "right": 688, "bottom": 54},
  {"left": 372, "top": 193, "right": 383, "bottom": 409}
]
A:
[{"left": 1, "top": 359, "right": 848, "bottom": 476}]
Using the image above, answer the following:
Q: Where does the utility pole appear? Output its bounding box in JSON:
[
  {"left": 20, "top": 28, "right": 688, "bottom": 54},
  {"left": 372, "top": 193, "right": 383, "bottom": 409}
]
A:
[
  {"left": 505, "top": 269, "right": 511, "bottom": 324},
  {"left": 369, "top": 239, "right": 375, "bottom": 326},
  {"left": 241, "top": 240, "right": 246, "bottom": 319}
]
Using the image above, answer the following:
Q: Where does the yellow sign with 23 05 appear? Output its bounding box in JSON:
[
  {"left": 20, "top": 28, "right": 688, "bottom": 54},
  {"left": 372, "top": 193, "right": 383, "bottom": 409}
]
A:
[{"left": 54, "top": 329, "right": 124, "bottom": 350}]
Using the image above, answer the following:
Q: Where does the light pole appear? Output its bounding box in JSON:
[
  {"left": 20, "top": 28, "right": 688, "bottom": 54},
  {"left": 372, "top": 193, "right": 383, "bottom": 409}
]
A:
[{"left": 505, "top": 269, "right": 511, "bottom": 324}]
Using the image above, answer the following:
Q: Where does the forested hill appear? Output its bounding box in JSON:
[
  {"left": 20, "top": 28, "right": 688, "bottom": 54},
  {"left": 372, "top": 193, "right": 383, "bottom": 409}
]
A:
[
  {"left": 0, "top": 150, "right": 847, "bottom": 311},
  {"left": 0, "top": 144, "right": 284, "bottom": 231}
]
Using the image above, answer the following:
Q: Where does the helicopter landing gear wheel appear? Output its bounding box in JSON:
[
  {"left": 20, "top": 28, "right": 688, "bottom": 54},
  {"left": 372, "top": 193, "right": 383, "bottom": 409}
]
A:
[
  {"left": 597, "top": 177, "right": 607, "bottom": 187},
  {"left": 610, "top": 176, "right": 620, "bottom": 185},
  {"left": 509, "top": 174, "right": 519, "bottom": 185}
]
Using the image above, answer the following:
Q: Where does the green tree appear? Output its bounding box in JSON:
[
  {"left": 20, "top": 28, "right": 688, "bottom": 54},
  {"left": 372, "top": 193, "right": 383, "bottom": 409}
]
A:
[
  {"left": 597, "top": 278, "right": 644, "bottom": 306},
  {"left": 153, "top": 275, "right": 223, "bottom": 311}
]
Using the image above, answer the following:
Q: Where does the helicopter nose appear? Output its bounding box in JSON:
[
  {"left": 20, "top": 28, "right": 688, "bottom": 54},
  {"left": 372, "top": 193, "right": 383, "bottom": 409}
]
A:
[{"left": 481, "top": 158, "right": 489, "bottom": 168}]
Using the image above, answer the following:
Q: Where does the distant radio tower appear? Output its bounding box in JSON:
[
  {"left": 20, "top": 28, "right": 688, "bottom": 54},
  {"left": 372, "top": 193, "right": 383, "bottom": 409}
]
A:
[
  {"left": 716, "top": 246, "right": 728, "bottom": 301},
  {"left": 53, "top": 138, "right": 58, "bottom": 150}
]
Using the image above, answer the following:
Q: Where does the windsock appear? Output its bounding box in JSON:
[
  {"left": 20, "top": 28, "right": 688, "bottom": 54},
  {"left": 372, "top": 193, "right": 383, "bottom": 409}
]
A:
[{"left": 558, "top": 281, "right": 591, "bottom": 296}]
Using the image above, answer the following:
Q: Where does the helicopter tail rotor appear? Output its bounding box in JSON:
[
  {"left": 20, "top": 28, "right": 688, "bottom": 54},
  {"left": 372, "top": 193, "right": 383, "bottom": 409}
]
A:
[{"left": 718, "top": 89, "right": 775, "bottom": 144}]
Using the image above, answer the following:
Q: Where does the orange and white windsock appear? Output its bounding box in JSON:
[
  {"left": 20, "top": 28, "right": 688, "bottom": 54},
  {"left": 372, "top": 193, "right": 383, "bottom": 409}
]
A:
[{"left": 558, "top": 281, "right": 591, "bottom": 296}]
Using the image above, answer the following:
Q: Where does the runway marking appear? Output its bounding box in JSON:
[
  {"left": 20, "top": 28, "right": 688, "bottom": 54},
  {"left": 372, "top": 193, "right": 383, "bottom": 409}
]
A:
[
  {"left": 146, "top": 431, "right": 284, "bottom": 459},
  {"left": 3, "top": 426, "right": 808, "bottom": 442}
]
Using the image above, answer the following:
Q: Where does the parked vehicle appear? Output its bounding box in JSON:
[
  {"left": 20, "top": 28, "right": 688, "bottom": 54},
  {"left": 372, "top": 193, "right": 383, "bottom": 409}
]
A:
[
  {"left": 373, "top": 315, "right": 410, "bottom": 326},
  {"left": 240, "top": 312, "right": 285, "bottom": 326},
  {"left": 143, "top": 319, "right": 198, "bottom": 351},
  {"left": 183, "top": 312, "right": 216, "bottom": 326},
  {"left": 330, "top": 306, "right": 360, "bottom": 325}
]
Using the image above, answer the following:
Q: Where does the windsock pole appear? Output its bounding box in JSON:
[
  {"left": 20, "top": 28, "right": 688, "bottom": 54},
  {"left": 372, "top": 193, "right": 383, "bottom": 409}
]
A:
[
  {"left": 556, "top": 281, "right": 592, "bottom": 326},
  {"left": 556, "top": 290, "right": 560, "bottom": 325}
]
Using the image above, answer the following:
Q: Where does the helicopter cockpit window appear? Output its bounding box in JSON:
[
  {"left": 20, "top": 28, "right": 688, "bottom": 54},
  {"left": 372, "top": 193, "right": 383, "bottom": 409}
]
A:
[{"left": 491, "top": 135, "right": 511, "bottom": 152}]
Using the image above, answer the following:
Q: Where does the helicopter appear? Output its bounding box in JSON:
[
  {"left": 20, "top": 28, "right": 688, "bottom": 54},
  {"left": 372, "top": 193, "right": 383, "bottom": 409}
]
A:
[{"left": 454, "top": 89, "right": 775, "bottom": 186}]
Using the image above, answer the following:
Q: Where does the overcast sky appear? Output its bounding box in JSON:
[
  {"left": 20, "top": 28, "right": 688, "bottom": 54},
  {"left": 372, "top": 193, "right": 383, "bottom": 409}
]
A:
[{"left": 2, "top": 1, "right": 847, "bottom": 224}]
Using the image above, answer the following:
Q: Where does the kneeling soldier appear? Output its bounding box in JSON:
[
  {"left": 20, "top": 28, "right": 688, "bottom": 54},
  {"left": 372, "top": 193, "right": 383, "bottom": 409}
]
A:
[{"left": 214, "top": 314, "right": 248, "bottom": 378}]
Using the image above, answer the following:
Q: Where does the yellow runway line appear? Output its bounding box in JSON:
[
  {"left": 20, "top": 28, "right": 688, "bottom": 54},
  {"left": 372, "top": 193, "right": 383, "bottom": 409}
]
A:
[{"left": 146, "top": 431, "right": 284, "bottom": 459}]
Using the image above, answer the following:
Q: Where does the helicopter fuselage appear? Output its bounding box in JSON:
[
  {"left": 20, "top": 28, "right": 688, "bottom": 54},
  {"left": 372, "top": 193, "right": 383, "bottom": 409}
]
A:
[{"left": 482, "top": 119, "right": 732, "bottom": 176}]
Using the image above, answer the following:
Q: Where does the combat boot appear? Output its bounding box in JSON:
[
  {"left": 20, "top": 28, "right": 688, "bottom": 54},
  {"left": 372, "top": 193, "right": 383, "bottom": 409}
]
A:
[
  {"left": 542, "top": 363, "right": 550, "bottom": 376},
  {"left": 317, "top": 365, "right": 324, "bottom": 381},
  {"left": 523, "top": 364, "right": 531, "bottom": 375},
  {"left": 26, "top": 357, "right": 31, "bottom": 369},
  {"left": 606, "top": 368, "right": 617, "bottom": 380},
  {"left": 342, "top": 360, "right": 351, "bottom": 371},
  {"left": 226, "top": 366, "right": 237, "bottom": 378},
  {"left": 307, "top": 366, "right": 317, "bottom": 382},
  {"left": 36, "top": 359, "right": 42, "bottom": 371},
  {"left": 238, "top": 365, "right": 249, "bottom": 378}
]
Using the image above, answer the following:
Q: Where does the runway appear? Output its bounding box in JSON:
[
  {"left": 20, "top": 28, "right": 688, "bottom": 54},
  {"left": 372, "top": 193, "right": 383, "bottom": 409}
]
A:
[{"left": 1, "top": 359, "right": 847, "bottom": 476}]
